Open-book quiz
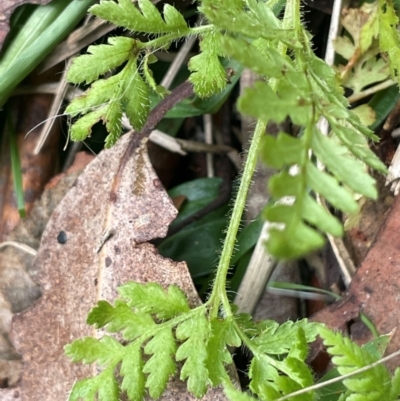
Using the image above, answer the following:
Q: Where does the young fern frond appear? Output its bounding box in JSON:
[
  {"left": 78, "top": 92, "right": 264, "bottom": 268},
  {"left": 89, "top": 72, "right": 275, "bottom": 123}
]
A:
[
  {"left": 200, "top": 0, "right": 387, "bottom": 259},
  {"left": 320, "top": 326, "right": 400, "bottom": 401},
  {"left": 64, "top": 1, "right": 400, "bottom": 400}
]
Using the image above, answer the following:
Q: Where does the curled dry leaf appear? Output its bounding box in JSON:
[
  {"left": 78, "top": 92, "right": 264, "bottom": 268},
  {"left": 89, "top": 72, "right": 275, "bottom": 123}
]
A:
[
  {"left": 0, "top": 0, "right": 52, "bottom": 50},
  {"left": 3, "top": 132, "right": 228, "bottom": 400}
]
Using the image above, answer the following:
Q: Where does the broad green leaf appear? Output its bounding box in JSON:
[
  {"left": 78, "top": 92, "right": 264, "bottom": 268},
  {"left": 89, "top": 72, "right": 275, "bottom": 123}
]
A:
[
  {"left": 86, "top": 300, "right": 155, "bottom": 340},
  {"left": 143, "top": 327, "right": 176, "bottom": 398},
  {"left": 120, "top": 343, "right": 145, "bottom": 401},
  {"left": 158, "top": 206, "right": 229, "bottom": 278},
  {"left": 167, "top": 177, "right": 223, "bottom": 226},
  {"left": 206, "top": 318, "right": 241, "bottom": 386},
  {"left": 118, "top": 282, "right": 190, "bottom": 319},
  {"left": 176, "top": 314, "right": 210, "bottom": 397},
  {"left": 65, "top": 336, "right": 123, "bottom": 366},
  {"left": 311, "top": 128, "right": 378, "bottom": 199},
  {"left": 67, "top": 37, "right": 136, "bottom": 84},
  {"left": 189, "top": 31, "right": 227, "bottom": 98},
  {"left": 90, "top": 0, "right": 189, "bottom": 34}
]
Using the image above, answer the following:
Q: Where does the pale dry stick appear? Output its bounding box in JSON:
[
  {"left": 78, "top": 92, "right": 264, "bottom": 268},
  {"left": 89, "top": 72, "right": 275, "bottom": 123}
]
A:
[
  {"left": 0, "top": 241, "right": 37, "bottom": 256},
  {"left": 234, "top": 222, "right": 278, "bottom": 314},
  {"left": 160, "top": 35, "right": 197, "bottom": 89},
  {"left": 14, "top": 81, "right": 235, "bottom": 156},
  {"left": 33, "top": 59, "right": 72, "bottom": 155},
  {"left": 234, "top": 68, "right": 279, "bottom": 314},
  {"left": 317, "top": 0, "right": 356, "bottom": 287},
  {"left": 38, "top": 0, "right": 162, "bottom": 74},
  {"left": 347, "top": 78, "right": 396, "bottom": 104},
  {"left": 204, "top": 114, "right": 215, "bottom": 178},
  {"left": 37, "top": 19, "right": 116, "bottom": 74},
  {"left": 276, "top": 347, "right": 400, "bottom": 401}
]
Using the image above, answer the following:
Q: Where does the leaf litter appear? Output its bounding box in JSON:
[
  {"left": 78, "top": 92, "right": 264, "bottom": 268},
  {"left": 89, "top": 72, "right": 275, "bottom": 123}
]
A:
[{"left": 1, "top": 132, "right": 229, "bottom": 399}]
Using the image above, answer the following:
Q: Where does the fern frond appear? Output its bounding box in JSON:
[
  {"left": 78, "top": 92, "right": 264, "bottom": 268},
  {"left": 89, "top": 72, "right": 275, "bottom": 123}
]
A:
[
  {"left": 320, "top": 326, "right": 395, "bottom": 400},
  {"left": 90, "top": 0, "right": 189, "bottom": 35}
]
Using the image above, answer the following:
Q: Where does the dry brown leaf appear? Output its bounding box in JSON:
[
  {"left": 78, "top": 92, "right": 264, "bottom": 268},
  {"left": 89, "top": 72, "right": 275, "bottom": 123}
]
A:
[
  {"left": 0, "top": 153, "right": 94, "bottom": 391},
  {"left": 311, "top": 193, "right": 400, "bottom": 371},
  {"left": 4, "top": 132, "right": 228, "bottom": 400},
  {"left": 0, "top": 0, "right": 52, "bottom": 50}
]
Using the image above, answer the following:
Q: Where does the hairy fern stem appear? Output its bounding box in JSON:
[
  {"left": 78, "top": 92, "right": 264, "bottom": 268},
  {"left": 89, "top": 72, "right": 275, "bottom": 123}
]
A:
[{"left": 207, "top": 119, "right": 267, "bottom": 319}]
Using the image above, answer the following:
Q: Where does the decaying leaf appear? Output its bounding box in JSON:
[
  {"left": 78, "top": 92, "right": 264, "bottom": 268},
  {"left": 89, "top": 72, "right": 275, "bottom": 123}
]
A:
[
  {"left": 3, "top": 131, "right": 228, "bottom": 400},
  {"left": 0, "top": 0, "right": 52, "bottom": 50},
  {"left": 0, "top": 153, "right": 94, "bottom": 393},
  {"left": 311, "top": 192, "right": 400, "bottom": 371}
]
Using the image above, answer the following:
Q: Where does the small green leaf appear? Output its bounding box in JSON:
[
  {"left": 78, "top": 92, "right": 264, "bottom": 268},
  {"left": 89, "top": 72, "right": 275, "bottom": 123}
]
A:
[
  {"left": 206, "top": 318, "right": 241, "bottom": 386},
  {"left": 261, "top": 133, "right": 305, "bottom": 169},
  {"left": 252, "top": 319, "right": 319, "bottom": 355},
  {"left": 176, "top": 314, "right": 210, "bottom": 397},
  {"left": 68, "top": 367, "right": 119, "bottom": 401},
  {"left": 249, "top": 356, "right": 281, "bottom": 399},
  {"left": 306, "top": 162, "right": 359, "bottom": 214},
  {"left": 65, "top": 74, "right": 120, "bottom": 117},
  {"left": 142, "top": 54, "right": 170, "bottom": 98},
  {"left": 221, "top": 36, "right": 294, "bottom": 79},
  {"left": 311, "top": 129, "right": 378, "bottom": 199},
  {"left": 319, "top": 326, "right": 393, "bottom": 399},
  {"left": 65, "top": 336, "right": 123, "bottom": 366},
  {"left": 90, "top": 0, "right": 189, "bottom": 34},
  {"left": 223, "top": 380, "right": 259, "bottom": 401},
  {"left": 200, "top": 0, "right": 301, "bottom": 48},
  {"left": 69, "top": 109, "right": 105, "bottom": 142},
  {"left": 239, "top": 78, "right": 312, "bottom": 126},
  {"left": 120, "top": 343, "right": 145, "bottom": 401},
  {"left": 189, "top": 31, "right": 227, "bottom": 98},
  {"left": 123, "top": 64, "right": 150, "bottom": 132},
  {"left": 67, "top": 37, "right": 137, "bottom": 84},
  {"left": 118, "top": 282, "right": 190, "bottom": 319},
  {"left": 143, "top": 327, "right": 176, "bottom": 398},
  {"left": 86, "top": 300, "right": 155, "bottom": 340},
  {"left": 104, "top": 99, "right": 123, "bottom": 147},
  {"left": 302, "top": 195, "right": 343, "bottom": 237}
]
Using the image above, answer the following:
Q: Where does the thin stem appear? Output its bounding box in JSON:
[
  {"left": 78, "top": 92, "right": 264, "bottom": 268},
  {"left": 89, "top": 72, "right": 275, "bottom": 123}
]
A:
[
  {"left": 143, "top": 25, "right": 214, "bottom": 50},
  {"left": 207, "top": 119, "right": 267, "bottom": 318}
]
